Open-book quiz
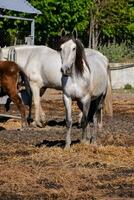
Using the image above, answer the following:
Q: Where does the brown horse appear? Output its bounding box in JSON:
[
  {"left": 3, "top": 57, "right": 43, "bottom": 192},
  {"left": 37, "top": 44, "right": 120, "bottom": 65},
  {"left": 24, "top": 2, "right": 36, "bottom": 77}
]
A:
[{"left": 0, "top": 60, "right": 31, "bottom": 128}]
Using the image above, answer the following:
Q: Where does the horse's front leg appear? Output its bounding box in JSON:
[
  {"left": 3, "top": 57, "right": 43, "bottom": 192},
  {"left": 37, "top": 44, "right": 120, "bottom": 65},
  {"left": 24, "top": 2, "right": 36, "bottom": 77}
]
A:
[
  {"left": 30, "top": 82, "right": 42, "bottom": 127},
  {"left": 63, "top": 94, "right": 72, "bottom": 149}
]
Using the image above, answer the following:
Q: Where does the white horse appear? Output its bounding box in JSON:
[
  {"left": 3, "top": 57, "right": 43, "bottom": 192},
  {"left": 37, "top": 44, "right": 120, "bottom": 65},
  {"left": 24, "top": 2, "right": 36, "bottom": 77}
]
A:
[
  {"left": 1, "top": 44, "right": 112, "bottom": 128},
  {"left": 59, "top": 33, "right": 111, "bottom": 148}
]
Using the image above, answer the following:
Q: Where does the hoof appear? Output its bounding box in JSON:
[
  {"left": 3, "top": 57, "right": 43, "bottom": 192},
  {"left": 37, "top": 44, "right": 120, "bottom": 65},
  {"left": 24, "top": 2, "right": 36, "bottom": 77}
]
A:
[
  {"left": 81, "top": 139, "right": 90, "bottom": 145},
  {"left": 21, "top": 121, "right": 28, "bottom": 129},
  {"left": 41, "top": 120, "right": 47, "bottom": 127},
  {"left": 27, "top": 117, "right": 33, "bottom": 124},
  {"left": 31, "top": 121, "right": 43, "bottom": 128},
  {"left": 77, "top": 123, "right": 81, "bottom": 129},
  {"left": 98, "top": 123, "right": 103, "bottom": 130},
  {"left": 90, "top": 136, "right": 97, "bottom": 145},
  {"left": 21, "top": 126, "right": 31, "bottom": 131},
  {"left": 64, "top": 144, "right": 71, "bottom": 149}
]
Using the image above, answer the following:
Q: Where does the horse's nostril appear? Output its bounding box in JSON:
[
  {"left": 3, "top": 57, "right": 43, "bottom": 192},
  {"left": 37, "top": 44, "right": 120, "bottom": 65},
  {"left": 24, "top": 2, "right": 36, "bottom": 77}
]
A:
[
  {"left": 61, "top": 66, "right": 71, "bottom": 75},
  {"left": 66, "top": 67, "right": 71, "bottom": 74}
]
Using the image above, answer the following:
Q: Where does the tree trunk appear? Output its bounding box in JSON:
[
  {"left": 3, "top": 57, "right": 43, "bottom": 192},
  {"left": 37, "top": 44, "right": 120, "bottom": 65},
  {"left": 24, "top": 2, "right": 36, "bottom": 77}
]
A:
[{"left": 88, "top": 10, "right": 93, "bottom": 48}]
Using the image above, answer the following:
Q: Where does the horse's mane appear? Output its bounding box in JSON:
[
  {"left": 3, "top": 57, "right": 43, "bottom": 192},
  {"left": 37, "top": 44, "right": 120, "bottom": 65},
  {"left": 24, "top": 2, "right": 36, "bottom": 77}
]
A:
[{"left": 59, "top": 34, "right": 90, "bottom": 75}]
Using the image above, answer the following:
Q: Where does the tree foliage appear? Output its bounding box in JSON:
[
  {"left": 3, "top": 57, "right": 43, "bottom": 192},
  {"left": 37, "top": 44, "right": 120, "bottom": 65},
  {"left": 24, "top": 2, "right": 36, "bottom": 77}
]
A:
[
  {"left": 88, "top": 0, "right": 134, "bottom": 48},
  {"left": 30, "top": 0, "right": 91, "bottom": 46},
  {"left": 0, "top": 0, "right": 133, "bottom": 48}
]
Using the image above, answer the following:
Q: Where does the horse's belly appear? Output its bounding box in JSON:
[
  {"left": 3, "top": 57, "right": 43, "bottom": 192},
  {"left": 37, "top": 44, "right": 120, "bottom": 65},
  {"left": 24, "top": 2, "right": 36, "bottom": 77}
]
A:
[
  {"left": 91, "top": 69, "right": 108, "bottom": 97},
  {"left": 91, "top": 81, "right": 107, "bottom": 97},
  {"left": 42, "top": 70, "right": 62, "bottom": 89}
]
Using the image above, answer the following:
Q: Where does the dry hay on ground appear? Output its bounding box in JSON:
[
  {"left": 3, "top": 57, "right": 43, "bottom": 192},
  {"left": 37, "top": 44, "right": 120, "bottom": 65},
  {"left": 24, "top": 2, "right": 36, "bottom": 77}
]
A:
[
  {"left": 0, "top": 90, "right": 134, "bottom": 199},
  {"left": 0, "top": 141, "right": 133, "bottom": 200}
]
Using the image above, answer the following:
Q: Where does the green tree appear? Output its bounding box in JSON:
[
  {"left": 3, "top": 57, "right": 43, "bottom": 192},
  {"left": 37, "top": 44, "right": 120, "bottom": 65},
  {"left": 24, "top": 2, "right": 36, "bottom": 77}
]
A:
[
  {"left": 0, "top": 0, "right": 133, "bottom": 48},
  {"left": 88, "top": 0, "right": 134, "bottom": 48},
  {"left": 30, "top": 0, "right": 91, "bottom": 46}
]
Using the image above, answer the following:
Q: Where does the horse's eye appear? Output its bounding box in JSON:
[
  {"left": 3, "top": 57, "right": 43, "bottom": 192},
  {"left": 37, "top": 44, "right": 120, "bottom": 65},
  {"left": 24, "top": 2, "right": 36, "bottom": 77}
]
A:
[{"left": 72, "top": 47, "right": 76, "bottom": 51}]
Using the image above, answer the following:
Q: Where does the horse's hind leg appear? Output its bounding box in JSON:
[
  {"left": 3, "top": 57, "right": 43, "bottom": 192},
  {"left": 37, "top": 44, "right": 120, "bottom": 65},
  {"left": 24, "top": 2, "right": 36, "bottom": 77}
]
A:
[
  {"left": 96, "top": 108, "right": 103, "bottom": 130},
  {"left": 89, "top": 117, "right": 97, "bottom": 145},
  {"left": 39, "top": 105, "right": 46, "bottom": 125},
  {"left": 39, "top": 87, "right": 47, "bottom": 125},
  {"left": 5, "top": 97, "right": 12, "bottom": 111},
  {"left": 79, "top": 98, "right": 91, "bottom": 144},
  {"left": 87, "top": 95, "right": 104, "bottom": 145},
  {"left": 30, "top": 82, "right": 42, "bottom": 127}
]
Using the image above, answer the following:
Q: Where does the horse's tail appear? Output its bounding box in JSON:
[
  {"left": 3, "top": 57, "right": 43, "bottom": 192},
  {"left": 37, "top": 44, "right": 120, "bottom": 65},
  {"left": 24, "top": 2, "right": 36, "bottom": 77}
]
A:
[
  {"left": 18, "top": 69, "right": 33, "bottom": 123},
  {"left": 103, "top": 65, "right": 113, "bottom": 117},
  {"left": 19, "top": 70, "right": 31, "bottom": 97}
]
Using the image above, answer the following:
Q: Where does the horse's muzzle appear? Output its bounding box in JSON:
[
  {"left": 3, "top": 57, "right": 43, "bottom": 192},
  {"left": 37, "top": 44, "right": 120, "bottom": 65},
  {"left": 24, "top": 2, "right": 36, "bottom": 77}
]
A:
[{"left": 61, "top": 66, "right": 72, "bottom": 76}]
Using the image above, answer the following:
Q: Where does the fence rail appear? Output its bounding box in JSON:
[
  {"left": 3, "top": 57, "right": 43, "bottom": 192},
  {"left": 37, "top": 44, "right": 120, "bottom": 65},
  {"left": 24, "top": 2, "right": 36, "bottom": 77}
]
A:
[{"left": 110, "top": 63, "right": 134, "bottom": 70}]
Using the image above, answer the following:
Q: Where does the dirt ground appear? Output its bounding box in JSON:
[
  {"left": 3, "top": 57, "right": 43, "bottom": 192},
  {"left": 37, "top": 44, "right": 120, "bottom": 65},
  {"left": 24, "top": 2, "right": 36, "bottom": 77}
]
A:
[{"left": 0, "top": 90, "right": 134, "bottom": 200}]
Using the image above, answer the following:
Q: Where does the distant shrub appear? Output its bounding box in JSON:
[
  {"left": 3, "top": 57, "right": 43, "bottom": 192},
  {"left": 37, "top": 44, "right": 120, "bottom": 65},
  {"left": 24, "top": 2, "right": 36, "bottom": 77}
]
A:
[
  {"left": 124, "top": 84, "right": 133, "bottom": 90},
  {"left": 98, "top": 43, "right": 134, "bottom": 62}
]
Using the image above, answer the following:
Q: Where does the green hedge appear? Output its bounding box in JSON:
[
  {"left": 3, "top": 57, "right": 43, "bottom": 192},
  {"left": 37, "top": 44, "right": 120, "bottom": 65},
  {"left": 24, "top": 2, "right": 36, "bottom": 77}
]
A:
[{"left": 98, "top": 43, "right": 134, "bottom": 62}]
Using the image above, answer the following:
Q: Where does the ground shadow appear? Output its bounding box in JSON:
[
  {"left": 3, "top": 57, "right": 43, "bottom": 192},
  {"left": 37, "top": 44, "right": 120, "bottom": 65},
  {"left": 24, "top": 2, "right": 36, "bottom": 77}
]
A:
[
  {"left": 35, "top": 139, "right": 80, "bottom": 148},
  {"left": 0, "top": 126, "right": 6, "bottom": 131},
  {"left": 47, "top": 119, "right": 66, "bottom": 127},
  {"left": 47, "top": 119, "right": 79, "bottom": 128},
  {"left": 0, "top": 116, "right": 10, "bottom": 123}
]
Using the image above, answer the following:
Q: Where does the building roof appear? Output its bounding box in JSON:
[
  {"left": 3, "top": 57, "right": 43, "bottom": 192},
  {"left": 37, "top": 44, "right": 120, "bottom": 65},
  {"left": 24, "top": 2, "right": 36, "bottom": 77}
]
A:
[{"left": 0, "top": 0, "right": 41, "bottom": 14}]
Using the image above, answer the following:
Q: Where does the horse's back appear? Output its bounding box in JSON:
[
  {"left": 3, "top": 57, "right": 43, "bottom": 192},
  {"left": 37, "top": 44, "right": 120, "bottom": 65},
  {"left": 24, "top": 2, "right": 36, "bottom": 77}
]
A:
[
  {"left": 25, "top": 46, "right": 62, "bottom": 88},
  {"left": 85, "top": 48, "right": 108, "bottom": 77},
  {"left": 2, "top": 45, "right": 44, "bottom": 68},
  {"left": 85, "top": 48, "right": 108, "bottom": 67}
]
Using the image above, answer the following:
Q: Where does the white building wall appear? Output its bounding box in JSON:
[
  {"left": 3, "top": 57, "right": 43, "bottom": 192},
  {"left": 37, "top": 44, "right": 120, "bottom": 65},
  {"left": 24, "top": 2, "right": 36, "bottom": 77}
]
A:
[{"left": 110, "top": 63, "right": 134, "bottom": 89}]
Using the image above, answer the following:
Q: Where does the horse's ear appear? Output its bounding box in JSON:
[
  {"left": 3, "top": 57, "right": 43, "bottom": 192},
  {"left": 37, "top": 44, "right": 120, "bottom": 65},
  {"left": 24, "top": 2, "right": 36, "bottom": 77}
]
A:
[
  {"left": 60, "top": 28, "right": 66, "bottom": 38},
  {"left": 72, "top": 28, "right": 78, "bottom": 39}
]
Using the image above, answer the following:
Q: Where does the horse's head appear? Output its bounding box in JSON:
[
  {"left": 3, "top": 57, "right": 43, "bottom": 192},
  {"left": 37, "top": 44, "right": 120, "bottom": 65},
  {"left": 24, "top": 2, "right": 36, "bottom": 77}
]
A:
[
  {"left": 59, "top": 34, "right": 76, "bottom": 76},
  {"left": 59, "top": 30, "right": 85, "bottom": 76}
]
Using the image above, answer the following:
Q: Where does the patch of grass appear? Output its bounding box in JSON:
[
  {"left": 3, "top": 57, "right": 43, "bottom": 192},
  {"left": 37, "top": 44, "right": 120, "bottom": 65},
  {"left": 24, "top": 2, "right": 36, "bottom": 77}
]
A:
[{"left": 124, "top": 84, "right": 133, "bottom": 90}]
